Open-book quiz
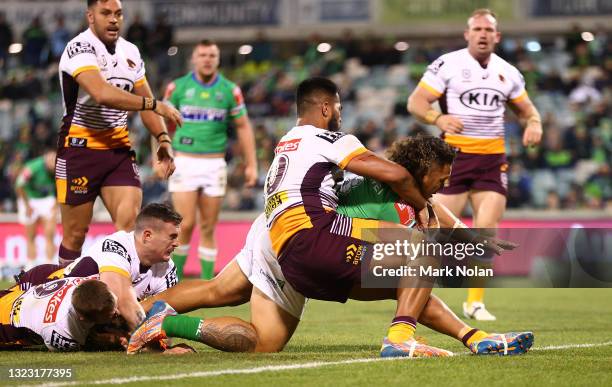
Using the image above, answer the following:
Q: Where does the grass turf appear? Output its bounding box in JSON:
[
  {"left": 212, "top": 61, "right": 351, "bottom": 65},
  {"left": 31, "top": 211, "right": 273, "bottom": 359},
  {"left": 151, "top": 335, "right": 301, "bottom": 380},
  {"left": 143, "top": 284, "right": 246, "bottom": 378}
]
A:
[{"left": 1, "top": 287, "right": 611, "bottom": 386}]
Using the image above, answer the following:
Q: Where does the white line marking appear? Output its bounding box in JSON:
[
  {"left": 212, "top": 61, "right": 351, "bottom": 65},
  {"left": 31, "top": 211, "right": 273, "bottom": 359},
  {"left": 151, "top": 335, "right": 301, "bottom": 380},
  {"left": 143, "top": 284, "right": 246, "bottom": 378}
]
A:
[{"left": 22, "top": 341, "right": 612, "bottom": 387}]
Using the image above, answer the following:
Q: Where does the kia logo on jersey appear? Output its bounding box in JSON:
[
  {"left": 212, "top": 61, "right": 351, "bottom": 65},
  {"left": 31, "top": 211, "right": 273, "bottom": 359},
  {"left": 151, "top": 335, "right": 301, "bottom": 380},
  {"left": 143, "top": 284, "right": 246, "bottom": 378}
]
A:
[{"left": 459, "top": 88, "right": 505, "bottom": 112}]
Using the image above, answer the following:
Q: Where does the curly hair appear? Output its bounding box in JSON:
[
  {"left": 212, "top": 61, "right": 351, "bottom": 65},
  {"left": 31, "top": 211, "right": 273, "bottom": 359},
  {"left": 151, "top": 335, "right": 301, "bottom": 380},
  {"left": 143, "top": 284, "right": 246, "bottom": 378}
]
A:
[{"left": 386, "top": 135, "right": 456, "bottom": 183}]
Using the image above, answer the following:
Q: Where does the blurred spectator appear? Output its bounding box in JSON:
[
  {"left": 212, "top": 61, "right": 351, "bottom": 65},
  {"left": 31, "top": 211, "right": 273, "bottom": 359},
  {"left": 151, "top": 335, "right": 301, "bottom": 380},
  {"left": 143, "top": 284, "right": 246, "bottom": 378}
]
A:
[
  {"left": 0, "top": 12, "right": 13, "bottom": 71},
  {"left": 148, "top": 13, "right": 173, "bottom": 76},
  {"left": 22, "top": 16, "right": 48, "bottom": 68},
  {"left": 126, "top": 13, "right": 149, "bottom": 58},
  {"left": 50, "top": 15, "right": 71, "bottom": 62}
]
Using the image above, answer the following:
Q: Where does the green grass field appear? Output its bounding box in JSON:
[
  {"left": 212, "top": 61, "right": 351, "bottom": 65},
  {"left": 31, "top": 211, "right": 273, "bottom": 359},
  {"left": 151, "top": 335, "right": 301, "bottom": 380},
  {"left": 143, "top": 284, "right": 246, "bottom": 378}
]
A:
[{"left": 1, "top": 287, "right": 611, "bottom": 386}]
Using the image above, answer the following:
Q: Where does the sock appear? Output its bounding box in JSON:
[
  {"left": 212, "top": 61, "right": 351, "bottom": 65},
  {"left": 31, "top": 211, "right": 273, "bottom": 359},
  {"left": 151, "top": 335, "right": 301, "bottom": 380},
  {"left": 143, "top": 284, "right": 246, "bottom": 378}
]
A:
[
  {"left": 161, "top": 315, "right": 203, "bottom": 342},
  {"left": 171, "top": 244, "right": 190, "bottom": 280},
  {"left": 387, "top": 316, "right": 417, "bottom": 343},
  {"left": 467, "top": 288, "right": 485, "bottom": 305},
  {"left": 58, "top": 244, "right": 81, "bottom": 267},
  {"left": 199, "top": 247, "right": 217, "bottom": 280},
  {"left": 460, "top": 327, "right": 489, "bottom": 348}
]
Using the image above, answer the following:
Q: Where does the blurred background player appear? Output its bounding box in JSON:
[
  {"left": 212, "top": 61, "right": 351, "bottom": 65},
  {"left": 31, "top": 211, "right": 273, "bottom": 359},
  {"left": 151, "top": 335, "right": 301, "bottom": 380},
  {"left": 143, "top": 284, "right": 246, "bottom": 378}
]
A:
[
  {"left": 56, "top": 0, "right": 182, "bottom": 266},
  {"left": 163, "top": 39, "right": 257, "bottom": 280},
  {"left": 14, "top": 149, "right": 58, "bottom": 268},
  {"left": 408, "top": 8, "right": 543, "bottom": 320}
]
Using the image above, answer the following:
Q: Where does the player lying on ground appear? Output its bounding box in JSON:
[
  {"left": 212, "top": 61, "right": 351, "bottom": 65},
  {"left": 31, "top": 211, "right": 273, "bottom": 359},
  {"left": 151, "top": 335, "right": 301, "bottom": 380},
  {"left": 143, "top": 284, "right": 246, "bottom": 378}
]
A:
[
  {"left": 133, "top": 136, "right": 531, "bottom": 357},
  {"left": 10, "top": 203, "right": 181, "bottom": 331},
  {"left": 0, "top": 278, "right": 118, "bottom": 351}
]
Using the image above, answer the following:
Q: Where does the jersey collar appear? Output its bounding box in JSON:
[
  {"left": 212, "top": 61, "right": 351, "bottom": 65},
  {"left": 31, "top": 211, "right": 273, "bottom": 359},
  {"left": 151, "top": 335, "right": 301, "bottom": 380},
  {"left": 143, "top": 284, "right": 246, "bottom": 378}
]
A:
[{"left": 191, "top": 72, "right": 219, "bottom": 88}]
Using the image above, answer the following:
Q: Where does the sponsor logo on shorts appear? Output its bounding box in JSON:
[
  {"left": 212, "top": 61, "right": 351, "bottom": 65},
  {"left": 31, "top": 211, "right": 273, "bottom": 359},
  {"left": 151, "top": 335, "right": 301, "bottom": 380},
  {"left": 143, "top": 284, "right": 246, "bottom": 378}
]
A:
[
  {"left": 70, "top": 177, "right": 88, "bottom": 194},
  {"left": 316, "top": 131, "right": 346, "bottom": 144},
  {"left": 69, "top": 137, "right": 87, "bottom": 147},
  {"left": 264, "top": 191, "right": 287, "bottom": 217},
  {"left": 274, "top": 138, "right": 301, "bottom": 154},
  {"left": 66, "top": 41, "right": 95, "bottom": 58},
  {"left": 259, "top": 268, "right": 285, "bottom": 290},
  {"left": 501, "top": 171, "right": 508, "bottom": 190},
  {"left": 132, "top": 163, "right": 140, "bottom": 178},
  {"left": 102, "top": 239, "right": 131, "bottom": 263},
  {"left": 44, "top": 283, "right": 74, "bottom": 323},
  {"left": 345, "top": 243, "right": 366, "bottom": 266},
  {"left": 50, "top": 331, "right": 79, "bottom": 351}
]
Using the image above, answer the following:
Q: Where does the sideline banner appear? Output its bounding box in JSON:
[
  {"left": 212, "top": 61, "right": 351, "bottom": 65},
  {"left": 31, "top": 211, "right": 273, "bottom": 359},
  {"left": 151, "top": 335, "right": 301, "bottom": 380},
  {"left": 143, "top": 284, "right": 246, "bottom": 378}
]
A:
[{"left": 0, "top": 219, "right": 609, "bottom": 277}]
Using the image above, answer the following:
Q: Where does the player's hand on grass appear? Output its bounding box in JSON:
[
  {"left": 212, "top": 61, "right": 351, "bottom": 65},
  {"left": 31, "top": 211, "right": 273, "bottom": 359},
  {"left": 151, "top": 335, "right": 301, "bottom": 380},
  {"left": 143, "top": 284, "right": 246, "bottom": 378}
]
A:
[
  {"left": 244, "top": 164, "right": 258, "bottom": 188},
  {"left": 162, "top": 343, "right": 196, "bottom": 355},
  {"left": 154, "top": 142, "right": 176, "bottom": 180},
  {"left": 435, "top": 115, "right": 464, "bottom": 134},
  {"left": 523, "top": 122, "right": 543, "bottom": 147},
  {"left": 154, "top": 101, "right": 183, "bottom": 128}
]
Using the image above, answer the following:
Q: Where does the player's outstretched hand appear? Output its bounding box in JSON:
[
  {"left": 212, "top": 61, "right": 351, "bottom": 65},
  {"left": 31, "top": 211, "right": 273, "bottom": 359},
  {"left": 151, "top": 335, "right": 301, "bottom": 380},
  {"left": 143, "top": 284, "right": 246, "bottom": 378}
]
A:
[
  {"left": 154, "top": 101, "right": 183, "bottom": 128},
  {"left": 162, "top": 343, "right": 196, "bottom": 355},
  {"left": 436, "top": 115, "right": 464, "bottom": 134},
  {"left": 154, "top": 142, "right": 176, "bottom": 180},
  {"left": 244, "top": 164, "right": 258, "bottom": 188},
  {"left": 484, "top": 236, "right": 519, "bottom": 255}
]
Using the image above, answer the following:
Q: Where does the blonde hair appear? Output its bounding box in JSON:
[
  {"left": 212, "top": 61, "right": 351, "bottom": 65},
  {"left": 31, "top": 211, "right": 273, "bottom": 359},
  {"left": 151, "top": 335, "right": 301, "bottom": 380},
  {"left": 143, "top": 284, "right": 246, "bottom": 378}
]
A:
[{"left": 467, "top": 8, "right": 498, "bottom": 28}]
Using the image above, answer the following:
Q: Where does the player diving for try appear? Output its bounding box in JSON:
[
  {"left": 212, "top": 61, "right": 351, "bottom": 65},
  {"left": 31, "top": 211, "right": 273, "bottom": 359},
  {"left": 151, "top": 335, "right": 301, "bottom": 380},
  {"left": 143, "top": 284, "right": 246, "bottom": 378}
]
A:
[{"left": 131, "top": 134, "right": 531, "bottom": 357}]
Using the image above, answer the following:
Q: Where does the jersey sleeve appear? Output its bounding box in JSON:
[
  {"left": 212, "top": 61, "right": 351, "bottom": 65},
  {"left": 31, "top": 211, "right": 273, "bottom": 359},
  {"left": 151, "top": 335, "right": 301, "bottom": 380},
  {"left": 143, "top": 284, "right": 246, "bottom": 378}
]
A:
[
  {"left": 95, "top": 239, "right": 133, "bottom": 279},
  {"left": 229, "top": 85, "right": 247, "bottom": 119},
  {"left": 418, "top": 55, "right": 448, "bottom": 97},
  {"left": 134, "top": 55, "right": 146, "bottom": 87},
  {"left": 163, "top": 81, "right": 179, "bottom": 108},
  {"left": 15, "top": 166, "right": 32, "bottom": 188},
  {"left": 148, "top": 262, "right": 178, "bottom": 295},
  {"left": 60, "top": 40, "right": 99, "bottom": 78},
  {"left": 318, "top": 133, "right": 367, "bottom": 170},
  {"left": 508, "top": 66, "right": 527, "bottom": 103}
]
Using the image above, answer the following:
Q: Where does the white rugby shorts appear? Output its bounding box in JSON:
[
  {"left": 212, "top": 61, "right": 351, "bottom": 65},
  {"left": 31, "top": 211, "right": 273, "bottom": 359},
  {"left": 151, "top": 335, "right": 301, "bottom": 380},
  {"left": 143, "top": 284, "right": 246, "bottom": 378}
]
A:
[
  {"left": 235, "top": 213, "right": 306, "bottom": 319},
  {"left": 17, "top": 196, "right": 57, "bottom": 225},
  {"left": 168, "top": 155, "right": 227, "bottom": 196}
]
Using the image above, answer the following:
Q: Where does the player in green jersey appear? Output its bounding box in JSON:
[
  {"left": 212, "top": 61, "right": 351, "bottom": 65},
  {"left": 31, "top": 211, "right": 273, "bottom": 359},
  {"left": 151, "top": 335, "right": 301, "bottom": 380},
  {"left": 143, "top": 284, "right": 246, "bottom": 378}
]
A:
[
  {"left": 132, "top": 136, "right": 525, "bottom": 357},
  {"left": 162, "top": 39, "right": 257, "bottom": 280},
  {"left": 14, "top": 149, "right": 58, "bottom": 267}
]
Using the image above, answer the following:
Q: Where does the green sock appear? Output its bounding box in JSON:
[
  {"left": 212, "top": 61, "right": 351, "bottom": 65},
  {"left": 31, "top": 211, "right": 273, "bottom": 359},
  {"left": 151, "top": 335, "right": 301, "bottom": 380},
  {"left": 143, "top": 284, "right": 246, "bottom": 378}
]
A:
[
  {"left": 200, "top": 260, "right": 215, "bottom": 280},
  {"left": 161, "top": 315, "right": 203, "bottom": 341},
  {"left": 171, "top": 253, "right": 187, "bottom": 280}
]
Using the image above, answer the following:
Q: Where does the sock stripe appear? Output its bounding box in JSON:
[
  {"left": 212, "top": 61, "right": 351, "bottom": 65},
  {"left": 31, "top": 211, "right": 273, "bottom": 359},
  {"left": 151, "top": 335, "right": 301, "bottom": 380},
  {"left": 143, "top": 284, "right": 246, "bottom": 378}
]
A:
[
  {"left": 391, "top": 316, "right": 417, "bottom": 328},
  {"left": 461, "top": 328, "right": 479, "bottom": 346}
]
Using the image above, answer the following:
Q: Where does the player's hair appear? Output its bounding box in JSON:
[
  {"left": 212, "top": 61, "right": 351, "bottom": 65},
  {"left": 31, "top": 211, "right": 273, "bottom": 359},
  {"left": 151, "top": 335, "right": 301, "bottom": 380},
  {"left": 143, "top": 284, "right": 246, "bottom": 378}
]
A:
[
  {"left": 196, "top": 39, "right": 217, "bottom": 48},
  {"left": 87, "top": 0, "right": 108, "bottom": 7},
  {"left": 296, "top": 77, "right": 339, "bottom": 116},
  {"left": 72, "top": 280, "right": 116, "bottom": 322},
  {"left": 386, "top": 135, "right": 456, "bottom": 183},
  {"left": 135, "top": 202, "right": 182, "bottom": 232},
  {"left": 468, "top": 8, "right": 498, "bottom": 27}
]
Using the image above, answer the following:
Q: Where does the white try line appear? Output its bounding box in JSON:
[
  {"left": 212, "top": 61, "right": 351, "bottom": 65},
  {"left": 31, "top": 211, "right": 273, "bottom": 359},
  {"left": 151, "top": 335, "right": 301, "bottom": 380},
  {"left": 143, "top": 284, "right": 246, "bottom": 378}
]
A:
[{"left": 22, "top": 341, "right": 612, "bottom": 387}]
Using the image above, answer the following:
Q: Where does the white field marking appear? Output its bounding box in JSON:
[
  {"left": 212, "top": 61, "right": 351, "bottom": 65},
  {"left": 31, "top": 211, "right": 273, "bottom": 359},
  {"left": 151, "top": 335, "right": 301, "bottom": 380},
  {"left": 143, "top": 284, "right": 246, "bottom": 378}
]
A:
[{"left": 24, "top": 341, "right": 612, "bottom": 387}]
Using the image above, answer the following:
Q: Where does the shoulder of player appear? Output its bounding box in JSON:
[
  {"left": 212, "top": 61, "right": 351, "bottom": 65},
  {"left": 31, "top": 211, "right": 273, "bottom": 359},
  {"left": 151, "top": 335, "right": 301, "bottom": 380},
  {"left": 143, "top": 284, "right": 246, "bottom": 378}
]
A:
[{"left": 117, "top": 37, "right": 142, "bottom": 58}]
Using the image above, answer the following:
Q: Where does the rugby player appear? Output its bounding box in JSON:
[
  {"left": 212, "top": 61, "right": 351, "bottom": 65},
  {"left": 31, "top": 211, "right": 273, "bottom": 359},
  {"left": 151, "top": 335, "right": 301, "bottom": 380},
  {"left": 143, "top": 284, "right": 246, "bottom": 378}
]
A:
[
  {"left": 56, "top": 0, "right": 182, "bottom": 266},
  {"left": 131, "top": 138, "right": 531, "bottom": 357},
  {"left": 15, "top": 149, "right": 58, "bottom": 267},
  {"left": 0, "top": 278, "right": 118, "bottom": 351},
  {"left": 12, "top": 203, "right": 181, "bottom": 331},
  {"left": 407, "top": 8, "right": 543, "bottom": 320},
  {"left": 162, "top": 39, "right": 257, "bottom": 280}
]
